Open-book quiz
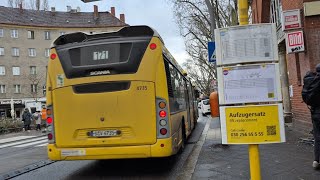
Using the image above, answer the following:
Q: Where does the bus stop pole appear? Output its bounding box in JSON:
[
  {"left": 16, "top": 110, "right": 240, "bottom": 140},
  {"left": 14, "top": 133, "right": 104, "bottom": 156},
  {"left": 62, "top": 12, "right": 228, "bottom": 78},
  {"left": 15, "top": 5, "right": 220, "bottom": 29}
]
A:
[{"left": 238, "top": 0, "right": 261, "bottom": 180}]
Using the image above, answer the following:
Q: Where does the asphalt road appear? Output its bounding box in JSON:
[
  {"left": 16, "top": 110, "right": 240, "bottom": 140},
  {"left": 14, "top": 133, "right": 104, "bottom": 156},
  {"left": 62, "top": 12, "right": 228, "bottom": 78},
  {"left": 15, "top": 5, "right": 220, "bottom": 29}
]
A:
[{"left": 1, "top": 114, "right": 209, "bottom": 180}]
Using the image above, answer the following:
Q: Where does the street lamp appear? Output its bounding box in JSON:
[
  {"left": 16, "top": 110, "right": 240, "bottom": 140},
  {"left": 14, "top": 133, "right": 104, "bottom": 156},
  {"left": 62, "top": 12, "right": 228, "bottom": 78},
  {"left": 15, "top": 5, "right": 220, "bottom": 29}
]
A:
[{"left": 81, "top": 0, "right": 102, "bottom": 2}]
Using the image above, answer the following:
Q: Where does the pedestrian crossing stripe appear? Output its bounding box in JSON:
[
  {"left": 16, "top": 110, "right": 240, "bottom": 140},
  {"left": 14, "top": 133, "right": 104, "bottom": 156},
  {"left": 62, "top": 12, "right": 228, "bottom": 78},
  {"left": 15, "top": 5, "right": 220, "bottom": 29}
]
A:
[
  {"left": 0, "top": 136, "right": 47, "bottom": 149},
  {"left": 0, "top": 136, "right": 36, "bottom": 144},
  {"left": 35, "top": 143, "right": 48, "bottom": 147},
  {"left": 14, "top": 139, "right": 48, "bottom": 148}
]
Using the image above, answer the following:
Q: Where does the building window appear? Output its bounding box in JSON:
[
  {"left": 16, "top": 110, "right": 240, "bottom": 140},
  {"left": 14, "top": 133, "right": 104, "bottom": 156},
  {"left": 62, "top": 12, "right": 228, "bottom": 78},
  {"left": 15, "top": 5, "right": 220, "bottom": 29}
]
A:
[
  {"left": 30, "top": 66, "right": 37, "bottom": 75},
  {"left": 28, "top": 48, "right": 36, "bottom": 57},
  {"left": 45, "top": 48, "right": 50, "bottom": 57},
  {"left": 12, "top": 48, "right": 19, "bottom": 57},
  {"left": 28, "top": 30, "right": 35, "bottom": 39},
  {"left": 0, "top": 66, "right": 5, "bottom": 75},
  {"left": 14, "top": 84, "right": 21, "bottom": 94},
  {"left": 44, "top": 31, "right": 50, "bottom": 40},
  {"left": 60, "top": 32, "right": 65, "bottom": 35},
  {"left": 0, "top": 47, "right": 4, "bottom": 56},
  {"left": 12, "top": 66, "right": 20, "bottom": 76},
  {"left": 270, "top": 0, "right": 282, "bottom": 27},
  {"left": 0, "top": 85, "right": 6, "bottom": 93},
  {"left": 31, "top": 84, "right": 37, "bottom": 93},
  {"left": 0, "top": 29, "right": 3, "bottom": 37},
  {"left": 11, "top": 29, "right": 18, "bottom": 38}
]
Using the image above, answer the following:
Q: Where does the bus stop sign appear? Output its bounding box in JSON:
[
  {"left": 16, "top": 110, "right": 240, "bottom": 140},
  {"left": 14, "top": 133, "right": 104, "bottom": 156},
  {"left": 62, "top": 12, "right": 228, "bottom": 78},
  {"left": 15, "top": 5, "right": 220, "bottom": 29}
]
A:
[{"left": 208, "top": 42, "right": 216, "bottom": 63}]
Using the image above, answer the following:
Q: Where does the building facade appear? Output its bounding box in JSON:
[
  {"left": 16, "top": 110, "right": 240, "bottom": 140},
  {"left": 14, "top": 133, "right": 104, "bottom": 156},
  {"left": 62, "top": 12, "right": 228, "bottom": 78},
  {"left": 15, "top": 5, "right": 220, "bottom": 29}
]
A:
[
  {"left": 0, "top": 5, "right": 127, "bottom": 118},
  {"left": 252, "top": 0, "right": 320, "bottom": 133}
]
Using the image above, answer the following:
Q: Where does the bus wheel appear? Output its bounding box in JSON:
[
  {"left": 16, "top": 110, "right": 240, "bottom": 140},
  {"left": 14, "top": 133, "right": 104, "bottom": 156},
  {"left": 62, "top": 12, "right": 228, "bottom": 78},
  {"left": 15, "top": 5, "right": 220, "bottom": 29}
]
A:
[{"left": 179, "top": 120, "right": 186, "bottom": 154}]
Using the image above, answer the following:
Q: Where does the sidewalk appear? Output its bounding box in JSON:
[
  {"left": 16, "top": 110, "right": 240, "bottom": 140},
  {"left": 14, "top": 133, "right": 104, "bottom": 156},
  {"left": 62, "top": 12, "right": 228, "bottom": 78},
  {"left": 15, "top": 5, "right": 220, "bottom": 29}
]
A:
[{"left": 193, "top": 118, "right": 320, "bottom": 180}]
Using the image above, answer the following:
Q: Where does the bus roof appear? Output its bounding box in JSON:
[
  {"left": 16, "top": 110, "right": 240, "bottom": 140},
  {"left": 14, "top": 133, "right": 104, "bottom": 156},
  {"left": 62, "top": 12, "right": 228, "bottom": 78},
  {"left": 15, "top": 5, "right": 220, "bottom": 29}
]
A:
[{"left": 52, "top": 25, "right": 164, "bottom": 47}]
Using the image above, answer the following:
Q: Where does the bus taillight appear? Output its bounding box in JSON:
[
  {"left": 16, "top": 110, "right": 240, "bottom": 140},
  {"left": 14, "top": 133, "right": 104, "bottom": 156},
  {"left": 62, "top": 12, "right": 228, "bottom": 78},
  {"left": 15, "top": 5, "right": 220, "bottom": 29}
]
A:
[
  {"left": 156, "top": 98, "right": 170, "bottom": 139},
  {"left": 47, "top": 117, "right": 53, "bottom": 124},
  {"left": 50, "top": 53, "right": 57, "bottom": 60},
  {"left": 48, "top": 133, "right": 53, "bottom": 140},
  {"left": 159, "top": 110, "right": 166, "bottom": 118},
  {"left": 150, "top": 43, "right": 157, "bottom": 50},
  {"left": 159, "top": 102, "right": 166, "bottom": 109},
  {"left": 160, "top": 128, "right": 167, "bottom": 135}
]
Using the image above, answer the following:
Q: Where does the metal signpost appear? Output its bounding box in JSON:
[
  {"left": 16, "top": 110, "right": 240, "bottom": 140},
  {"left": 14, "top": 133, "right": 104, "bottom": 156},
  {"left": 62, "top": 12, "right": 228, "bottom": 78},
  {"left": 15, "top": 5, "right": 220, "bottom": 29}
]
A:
[{"left": 214, "top": 1, "right": 286, "bottom": 179}]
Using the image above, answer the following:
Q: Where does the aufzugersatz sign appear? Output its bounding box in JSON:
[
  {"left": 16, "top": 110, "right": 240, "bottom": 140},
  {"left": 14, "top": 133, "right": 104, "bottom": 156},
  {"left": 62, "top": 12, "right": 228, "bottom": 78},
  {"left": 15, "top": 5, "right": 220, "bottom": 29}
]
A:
[{"left": 286, "top": 30, "right": 305, "bottom": 54}]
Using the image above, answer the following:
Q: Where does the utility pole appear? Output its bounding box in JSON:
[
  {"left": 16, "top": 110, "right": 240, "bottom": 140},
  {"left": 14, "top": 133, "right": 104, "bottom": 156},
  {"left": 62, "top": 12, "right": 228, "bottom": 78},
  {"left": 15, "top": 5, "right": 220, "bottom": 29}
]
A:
[{"left": 238, "top": 1, "right": 261, "bottom": 180}]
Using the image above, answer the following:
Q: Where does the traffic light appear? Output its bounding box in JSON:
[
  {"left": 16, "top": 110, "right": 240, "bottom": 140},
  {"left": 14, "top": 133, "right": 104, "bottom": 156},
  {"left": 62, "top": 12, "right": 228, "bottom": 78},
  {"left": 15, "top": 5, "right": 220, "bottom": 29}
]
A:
[{"left": 81, "top": 0, "right": 102, "bottom": 2}]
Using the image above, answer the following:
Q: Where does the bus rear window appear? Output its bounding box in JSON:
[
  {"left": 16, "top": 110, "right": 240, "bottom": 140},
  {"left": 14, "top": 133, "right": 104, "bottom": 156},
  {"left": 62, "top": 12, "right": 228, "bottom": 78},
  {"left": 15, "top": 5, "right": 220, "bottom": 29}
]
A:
[
  {"left": 55, "top": 38, "right": 151, "bottom": 79},
  {"left": 69, "top": 43, "right": 132, "bottom": 66}
]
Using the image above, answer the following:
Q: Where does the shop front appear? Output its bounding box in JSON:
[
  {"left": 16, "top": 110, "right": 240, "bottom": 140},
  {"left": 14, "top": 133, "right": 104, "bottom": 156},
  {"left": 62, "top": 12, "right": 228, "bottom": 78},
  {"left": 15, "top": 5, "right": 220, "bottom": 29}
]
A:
[{"left": 0, "top": 100, "right": 25, "bottom": 119}]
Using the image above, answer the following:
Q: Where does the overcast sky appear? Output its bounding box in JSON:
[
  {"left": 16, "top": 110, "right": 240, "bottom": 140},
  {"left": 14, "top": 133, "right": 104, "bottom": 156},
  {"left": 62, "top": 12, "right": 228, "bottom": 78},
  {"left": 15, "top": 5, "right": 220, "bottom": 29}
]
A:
[{"left": 47, "top": 0, "right": 188, "bottom": 64}]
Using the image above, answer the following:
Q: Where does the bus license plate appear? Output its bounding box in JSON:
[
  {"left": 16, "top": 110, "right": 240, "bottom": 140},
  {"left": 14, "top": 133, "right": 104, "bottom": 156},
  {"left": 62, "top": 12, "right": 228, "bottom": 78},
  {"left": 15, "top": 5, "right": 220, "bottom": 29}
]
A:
[{"left": 90, "top": 130, "right": 118, "bottom": 137}]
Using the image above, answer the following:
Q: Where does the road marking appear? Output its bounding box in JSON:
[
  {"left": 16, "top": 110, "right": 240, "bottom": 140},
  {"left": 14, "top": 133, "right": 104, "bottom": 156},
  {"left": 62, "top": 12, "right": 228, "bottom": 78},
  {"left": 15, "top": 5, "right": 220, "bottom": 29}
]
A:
[
  {"left": 177, "top": 117, "right": 212, "bottom": 180},
  {"left": 0, "top": 136, "right": 36, "bottom": 144},
  {"left": 35, "top": 143, "right": 48, "bottom": 147},
  {"left": 0, "top": 136, "right": 47, "bottom": 149},
  {"left": 14, "top": 139, "right": 48, "bottom": 147}
]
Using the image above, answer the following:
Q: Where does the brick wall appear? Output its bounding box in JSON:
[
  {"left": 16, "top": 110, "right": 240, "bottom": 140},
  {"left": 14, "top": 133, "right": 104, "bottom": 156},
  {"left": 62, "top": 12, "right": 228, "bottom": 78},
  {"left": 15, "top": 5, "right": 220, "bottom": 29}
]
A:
[
  {"left": 284, "top": 0, "right": 320, "bottom": 133},
  {"left": 282, "top": 0, "right": 303, "bottom": 11},
  {"left": 251, "top": 0, "right": 320, "bottom": 133}
]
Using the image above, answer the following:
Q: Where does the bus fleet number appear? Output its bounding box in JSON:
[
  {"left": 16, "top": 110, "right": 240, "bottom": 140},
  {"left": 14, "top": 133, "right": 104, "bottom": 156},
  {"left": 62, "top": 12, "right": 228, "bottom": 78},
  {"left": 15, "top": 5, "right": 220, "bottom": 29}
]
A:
[{"left": 137, "top": 86, "right": 147, "bottom": 90}]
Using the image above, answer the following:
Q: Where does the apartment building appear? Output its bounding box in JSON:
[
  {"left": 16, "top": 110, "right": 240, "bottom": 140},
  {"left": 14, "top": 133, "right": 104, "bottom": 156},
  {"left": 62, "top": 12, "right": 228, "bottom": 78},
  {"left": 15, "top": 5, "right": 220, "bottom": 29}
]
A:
[
  {"left": 252, "top": 0, "right": 320, "bottom": 132},
  {"left": 0, "top": 5, "right": 127, "bottom": 118}
]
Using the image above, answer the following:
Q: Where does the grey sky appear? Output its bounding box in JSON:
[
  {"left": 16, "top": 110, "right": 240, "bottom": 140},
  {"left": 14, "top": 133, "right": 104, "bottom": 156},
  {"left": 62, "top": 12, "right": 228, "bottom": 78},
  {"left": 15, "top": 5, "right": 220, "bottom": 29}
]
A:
[{"left": 48, "top": 0, "right": 188, "bottom": 64}]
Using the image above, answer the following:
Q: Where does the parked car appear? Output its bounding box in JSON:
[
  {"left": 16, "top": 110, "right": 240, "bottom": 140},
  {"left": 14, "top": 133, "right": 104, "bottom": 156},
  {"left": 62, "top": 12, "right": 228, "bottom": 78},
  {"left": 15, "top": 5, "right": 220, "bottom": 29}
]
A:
[
  {"left": 200, "top": 99, "right": 211, "bottom": 116},
  {"left": 198, "top": 102, "right": 201, "bottom": 109}
]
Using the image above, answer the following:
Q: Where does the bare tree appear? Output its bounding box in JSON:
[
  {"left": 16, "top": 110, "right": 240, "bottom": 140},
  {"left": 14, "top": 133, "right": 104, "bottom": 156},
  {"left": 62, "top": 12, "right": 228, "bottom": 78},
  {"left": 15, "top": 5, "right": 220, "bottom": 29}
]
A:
[
  {"left": 36, "top": 0, "right": 40, "bottom": 10},
  {"left": 7, "top": 0, "right": 14, "bottom": 7},
  {"left": 42, "top": 0, "right": 48, "bottom": 11},
  {"left": 28, "top": 0, "right": 36, "bottom": 10},
  {"left": 14, "top": 0, "right": 24, "bottom": 8},
  {"left": 171, "top": 0, "right": 238, "bottom": 95},
  {"left": 27, "top": 72, "right": 45, "bottom": 102}
]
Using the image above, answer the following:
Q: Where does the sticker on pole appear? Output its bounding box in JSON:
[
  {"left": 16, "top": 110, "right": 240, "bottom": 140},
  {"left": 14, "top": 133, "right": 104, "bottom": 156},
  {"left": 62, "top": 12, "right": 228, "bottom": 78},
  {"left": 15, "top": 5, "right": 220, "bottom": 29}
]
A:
[
  {"left": 220, "top": 104, "right": 286, "bottom": 144},
  {"left": 286, "top": 30, "right": 305, "bottom": 54}
]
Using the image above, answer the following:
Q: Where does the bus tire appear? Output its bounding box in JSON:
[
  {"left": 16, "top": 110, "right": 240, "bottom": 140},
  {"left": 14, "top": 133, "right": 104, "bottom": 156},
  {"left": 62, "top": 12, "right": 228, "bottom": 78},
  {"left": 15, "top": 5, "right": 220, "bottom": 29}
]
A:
[{"left": 179, "top": 120, "right": 186, "bottom": 154}]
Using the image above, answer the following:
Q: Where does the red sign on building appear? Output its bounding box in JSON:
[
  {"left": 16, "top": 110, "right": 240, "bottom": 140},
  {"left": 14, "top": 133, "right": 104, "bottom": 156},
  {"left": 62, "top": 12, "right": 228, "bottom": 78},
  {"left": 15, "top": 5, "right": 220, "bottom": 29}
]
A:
[
  {"left": 282, "top": 9, "right": 301, "bottom": 31},
  {"left": 286, "top": 31, "right": 305, "bottom": 54}
]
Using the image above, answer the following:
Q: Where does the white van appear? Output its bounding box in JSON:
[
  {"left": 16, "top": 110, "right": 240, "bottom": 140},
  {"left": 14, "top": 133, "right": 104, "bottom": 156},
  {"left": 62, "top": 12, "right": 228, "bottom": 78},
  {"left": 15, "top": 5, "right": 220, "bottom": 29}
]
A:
[{"left": 200, "top": 99, "right": 211, "bottom": 116}]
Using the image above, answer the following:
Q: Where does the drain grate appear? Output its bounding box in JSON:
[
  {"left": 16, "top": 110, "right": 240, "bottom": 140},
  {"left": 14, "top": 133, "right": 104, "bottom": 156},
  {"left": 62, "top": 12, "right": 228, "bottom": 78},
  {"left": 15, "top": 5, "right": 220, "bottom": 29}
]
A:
[{"left": 0, "top": 160, "right": 55, "bottom": 180}]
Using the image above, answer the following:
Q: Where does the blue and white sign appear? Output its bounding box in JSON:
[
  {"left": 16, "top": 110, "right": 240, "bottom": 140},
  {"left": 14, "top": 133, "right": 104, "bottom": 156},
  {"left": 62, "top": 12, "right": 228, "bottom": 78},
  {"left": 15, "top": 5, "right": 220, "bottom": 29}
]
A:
[{"left": 208, "top": 42, "right": 216, "bottom": 63}]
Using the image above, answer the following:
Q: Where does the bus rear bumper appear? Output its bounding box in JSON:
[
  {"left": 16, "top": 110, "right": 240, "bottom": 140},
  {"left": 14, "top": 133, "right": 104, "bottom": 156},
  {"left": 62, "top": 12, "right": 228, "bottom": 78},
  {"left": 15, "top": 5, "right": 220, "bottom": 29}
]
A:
[{"left": 47, "top": 139, "right": 175, "bottom": 160}]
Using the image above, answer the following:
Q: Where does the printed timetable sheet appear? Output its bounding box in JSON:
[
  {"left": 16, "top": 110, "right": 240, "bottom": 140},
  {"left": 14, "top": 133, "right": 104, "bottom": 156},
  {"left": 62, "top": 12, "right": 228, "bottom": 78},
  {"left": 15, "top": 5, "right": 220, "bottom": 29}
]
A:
[{"left": 217, "top": 64, "right": 282, "bottom": 104}]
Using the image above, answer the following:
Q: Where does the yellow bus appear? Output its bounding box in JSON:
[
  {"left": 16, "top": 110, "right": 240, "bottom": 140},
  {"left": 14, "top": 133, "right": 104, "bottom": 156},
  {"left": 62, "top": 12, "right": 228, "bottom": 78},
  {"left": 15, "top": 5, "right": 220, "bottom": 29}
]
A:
[{"left": 46, "top": 26, "right": 198, "bottom": 160}]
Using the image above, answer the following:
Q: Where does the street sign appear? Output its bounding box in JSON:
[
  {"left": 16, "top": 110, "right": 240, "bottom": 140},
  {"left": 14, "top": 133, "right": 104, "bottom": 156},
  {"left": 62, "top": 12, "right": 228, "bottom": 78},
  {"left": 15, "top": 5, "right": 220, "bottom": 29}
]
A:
[
  {"left": 286, "top": 30, "right": 305, "bottom": 54},
  {"left": 282, "top": 9, "right": 301, "bottom": 31},
  {"left": 215, "top": 24, "right": 278, "bottom": 66},
  {"left": 217, "top": 63, "right": 282, "bottom": 105},
  {"left": 220, "top": 104, "right": 286, "bottom": 144},
  {"left": 208, "top": 42, "right": 216, "bottom": 63}
]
